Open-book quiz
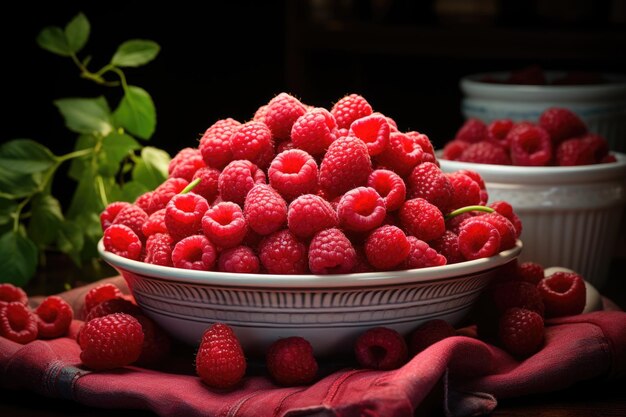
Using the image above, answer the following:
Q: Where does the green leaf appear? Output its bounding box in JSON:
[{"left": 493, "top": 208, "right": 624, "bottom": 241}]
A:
[
  {"left": 0, "top": 197, "right": 17, "bottom": 226},
  {"left": 66, "top": 169, "right": 102, "bottom": 221},
  {"left": 54, "top": 96, "right": 113, "bottom": 135},
  {"left": 0, "top": 231, "right": 38, "bottom": 286},
  {"left": 113, "top": 86, "right": 156, "bottom": 139},
  {"left": 111, "top": 39, "right": 160, "bottom": 67},
  {"left": 36, "top": 25, "right": 71, "bottom": 56},
  {"left": 65, "top": 12, "right": 90, "bottom": 54},
  {"left": 0, "top": 139, "right": 57, "bottom": 175},
  {"left": 27, "top": 194, "right": 64, "bottom": 246},
  {"left": 67, "top": 134, "right": 97, "bottom": 181},
  {"left": 98, "top": 131, "right": 141, "bottom": 176},
  {"left": 57, "top": 221, "right": 84, "bottom": 265},
  {"left": 132, "top": 147, "right": 170, "bottom": 190},
  {"left": 110, "top": 180, "right": 149, "bottom": 203}
]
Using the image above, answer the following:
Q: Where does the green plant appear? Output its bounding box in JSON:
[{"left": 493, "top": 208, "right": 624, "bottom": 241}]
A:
[{"left": 0, "top": 13, "right": 171, "bottom": 286}]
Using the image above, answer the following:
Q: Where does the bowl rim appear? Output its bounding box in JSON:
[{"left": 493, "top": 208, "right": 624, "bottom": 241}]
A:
[{"left": 97, "top": 239, "right": 522, "bottom": 289}]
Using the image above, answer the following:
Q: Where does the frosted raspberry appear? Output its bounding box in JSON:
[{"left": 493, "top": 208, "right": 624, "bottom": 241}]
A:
[
  {"left": 367, "top": 169, "right": 406, "bottom": 212},
  {"left": 446, "top": 172, "right": 481, "bottom": 210},
  {"left": 202, "top": 202, "right": 247, "bottom": 248},
  {"left": 582, "top": 134, "right": 609, "bottom": 162},
  {"left": 400, "top": 236, "right": 447, "bottom": 269},
  {"left": 537, "top": 271, "right": 586, "bottom": 318},
  {"left": 0, "top": 302, "right": 38, "bottom": 344},
  {"left": 218, "top": 245, "right": 260, "bottom": 273},
  {"left": 458, "top": 141, "right": 511, "bottom": 165},
  {"left": 84, "top": 283, "right": 124, "bottom": 314},
  {"left": 290, "top": 107, "right": 338, "bottom": 157},
  {"left": 555, "top": 137, "right": 595, "bottom": 166},
  {"left": 103, "top": 224, "right": 142, "bottom": 260},
  {"left": 331, "top": 94, "right": 373, "bottom": 130},
  {"left": 487, "top": 119, "right": 514, "bottom": 147},
  {"left": 168, "top": 147, "right": 205, "bottom": 181},
  {"left": 408, "top": 319, "right": 456, "bottom": 355},
  {"left": 507, "top": 123, "right": 552, "bottom": 166},
  {"left": 199, "top": 118, "right": 241, "bottom": 169},
  {"left": 442, "top": 140, "right": 470, "bottom": 161},
  {"left": 454, "top": 118, "right": 488, "bottom": 143},
  {"left": 308, "top": 228, "right": 356, "bottom": 274},
  {"left": 498, "top": 308, "right": 544, "bottom": 357},
  {"left": 112, "top": 204, "right": 148, "bottom": 241},
  {"left": 399, "top": 198, "right": 445, "bottom": 242},
  {"left": 354, "top": 327, "right": 408, "bottom": 370},
  {"left": 264, "top": 93, "right": 307, "bottom": 140},
  {"left": 218, "top": 160, "right": 266, "bottom": 206},
  {"left": 430, "top": 230, "right": 464, "bottom": 264},
  {"left": 35, "top": 295, "right": 73, "bottom": 339},
  {"left": 196, "top": 323, "right": 246, "bottom": 389},
  {"left": 191, "top": 166, "right": 220, "bottom": 203},
  {"left": 319, "top": 135, "right": 372, "bottom": 199},
  {"left": 142, "top": 208, "right": 167, "bottom": 237},
  {"left": 229, "top": 120, "right": 275, "bottom": 169},
  {"left": 336, "top": 187, "right": 385, "bottom": 232},
  {"left": 375, "top": 131, "right": 425, "bottom": 177},
  {"left": 477, "top": 212, "right": 517, "bottom": 251},
  {"left": 165, "top": 192, "right": 209, "bottom": 241},
  {"left": 516, "top": 262, "right": 545, "bottom": 285},
  {"left": 538, "top": 107, "right": 587, "bottom": 145},
  {"left": 287, "top": 194, "right": 338, "bottom": 238},
  {"left": 258, "top": 229, "right": 307, "bottom": 274},
  {"left": 349, "top": 113, "right": 390, "bottom": 156},
  {"left": 457, "top": 218, "right": 501, "bottom": 260},
  {"left": 136, "top": 178, "right": 189, "bottom": 215},
  {"left": 100, "top": 201, "right": 132, "bottom": 231},
  {"left": 0, "top": 283, "right": 28, "bottom": 307},
  {"left": 365, "top": 225, "right": 410, "bottom": 270},
  {"left": 489, "top": 201, "right": 522, "bottom": 238},
  {"left": 244, "top": 184, "right": 288, "bottom": 235},
  {"left": 268, "top": 149, "right": 318, "bottom": 201},
  {"left": 171, "top": 235, "right": 217, "bottom": 271},
  {"left": 407, "top": 162, "right": 454, "bottom": 213},
  {"left": 144, "top": 233, "right": 174, "bottom": 266},
  {"left": 266, "top": 336, "right": 318, "bottom": 386}
]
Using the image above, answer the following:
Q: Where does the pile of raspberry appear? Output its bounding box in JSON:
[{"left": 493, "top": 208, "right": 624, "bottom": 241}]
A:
[
  {"left": 443, "top": 107, "right": 616, "bottom": 167},
  {"left": 102, "top": 92, "right": 524, "bottom": 274}
]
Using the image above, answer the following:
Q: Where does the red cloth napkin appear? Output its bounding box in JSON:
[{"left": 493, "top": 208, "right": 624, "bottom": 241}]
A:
[{"left": 2, "top": 276, "right": 625, "bottom": 417}]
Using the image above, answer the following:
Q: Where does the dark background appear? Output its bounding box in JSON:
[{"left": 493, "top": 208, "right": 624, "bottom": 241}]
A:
[{"left": 2, "top": 0, "right": 626, "bottom": 203}]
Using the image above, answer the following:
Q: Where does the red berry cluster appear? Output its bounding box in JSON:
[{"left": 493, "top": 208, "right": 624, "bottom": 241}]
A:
[
  {"left": 102, "top": 92, "right": 523, "bottom": 274},
  {"left": 443, "top": 107, "right": 616, "bottom": 166}
]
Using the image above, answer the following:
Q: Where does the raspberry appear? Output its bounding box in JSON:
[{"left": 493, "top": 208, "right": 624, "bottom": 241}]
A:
[
  {"left": 142, "top": 208, "right": 167, "bottom": 237},
  {"left": 601, "top": 154, "right": 617, "bottom": 163},
  {"left": 375, "top": 131, "right": 425, "bottom": 177},
  {"left": 218, "top": 160, "right": 266, "bottom": 206},
  {"left": 337, "top": 187, "right": 386, "bottom": 232},
  {"left": 537, "top": 271, "right": 586, "bottom": 318},
  {"left": 507, "top": 65, "right": 546, "bottom": 85},
  {"left": 144, "top": 233, "right": 174, "bottom": 266},
  {"left": 458, "top": 141, "right": 511, "bottom": 165},
  {"left": 498, "top": 308, "right": 544, "bottom": 357},
  {"left": 354, "top": 327, "right": 408, "bottom": 370},
  {"left": 195, "top": 323, "right": 246, "bottom": 389},
  {"left": 135, "top": 178, "right": 189, "bottom": 215},
  {"left": 538, "top": 107, "right": 587, "bottom": 145},
  {"left": 218, "top": 245, "right": 260, "bottom": 273},
  {"left": 264, "top": 93, "right": 307, "bottom": 140},
  {"left": 308, "top": 228, "right": 357, "bottom": 274},
  {"left": 100, "top": 201, "right": 132, "bottom": 231},
  {"left": 202, "top": 202, "right": 248, "bottom": 248},
  {"left": 191, "top": 166, "right": 221, "bottom": 203},
  {"left": 266, "top": 336, "right": 318, "bottom": 386},
  {"left": 84, "top": 283, "right": 124, "bottom": 314},
  {"left": 408, "top": 319, "right": 456, "bottom": 355},
  {"left": 229, "top": 120, "right": 275, "bottom": 169},
  {"left": 490, "top": 280, "right": 545, "bottom": 317},
  {"left": 367, "top": 169, "right": 406, "bottom": 212},
  {"left": 0, "top": 283, "right": 28, "bottom": 307},
  {"left": 400, "top": 236, "right": 447, "bottom": 270},
  {"left": 287, "top": 194, "right": 338, "bottom": 238},
  {"left": 442, "top": 140, "right": 470, "bottom": 161},
  {"left": 258, "top": 229, "right": 307, "bottom": 274},
  {"left": 85, "top": 298, "right": 142, "bottom": 322},
  {"left": 253, "top": 104, "right": 269, "bottom": 123},
  {"left": 199, "top": 118, "right": 241, "bottom": 169},
  {"left": 103, "top": 224, "right": 143, "bottom": 260},
  {"left": 399, "top": 198, "right": 445, "bottom": 242},
  {"left": 0, "top": 301, "right": 38, "bottom": 344},
  {"left": 581, "top": 134, "right": 609, "bottom": 162},
  {"left": 165, "top": 193, "right": 209, "bottom": 241},
  {"left": 457, "top": 218, "right": 501, "bottom": 260},
  {"left": 349, "top": 113, "right": 390, "bottom": 156},
  {"left": 430, "top": 230, "right": 464, "bottom": 264},
  {"left": 489, "top": 201, "right": 522, "bottom": 238},
  {"left": 516, "top": 262, "right": 545, "bottom": 285},
  {"left": 477, "top": 212, "right": 517, "bottom": 251},
  {"left": 446, "top": 172, "right": 481, "bottom": 210},
  {"left": 319, "top": 134, "right": 372, "bottom": 199},
  {"left": 244, "top": 184, "right": 288, "bottom": 235},
  {"left": 168, "top": 147, "right": 205, "bottom": 181},
  {"left": 406, "top": 131, "right": 436, "bottom": 161},
  {"left": 365, "top": 225, "right": 410, "bottom": 270},
  {"left": 276, "top": 139, "right": 296, "bottom": 154},
  {"left": 290, "top": 107, "right": 338, "bottom": 157},
  {"left": 172, "top": 235, "right": 217, "bottom": 271},
  {"left": 268, "top": 149, "right": 318, "bottom": 201},
  {"left": 487, "top": 119, "right": 514, "bottom": 146},
  {"left": 555, "top": 137, "right": 595, "bottom": 166},
  {"left": 454, "top": 118, "right": 488, "bottom": 143},
  {"left": 507, "top": 123, "right": 552, "bottom": 166},
  {"left": 112, "top": 204, "right": 148, "bottom": 241},
  {"left": 445, "top": 212, "right": 474, "bottom": 236},
  {"left": 331, "top": 94, "right": 373, "bottom": 130},
  {"left": 79, "top": 313, "right": 144, "bottom": 370},
  {"left": 456, "top": 169, "right": 486, "bottom": 192},
  {"left": 34, "top": 296, "right": 73, "bottom": 339},
  {"left": 377, "top": 112, "right": 398, "bottom": 131},
  {"left": 407, "top": 162, "right": 454, "bottom": 213},
  {"left": 134, "top": 315, "right": 172, "bottom": 367}
]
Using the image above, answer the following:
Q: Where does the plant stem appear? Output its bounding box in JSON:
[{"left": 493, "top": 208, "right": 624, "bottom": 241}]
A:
[{"left": 444, "top": 205, "right": 495, "bottom": 221}]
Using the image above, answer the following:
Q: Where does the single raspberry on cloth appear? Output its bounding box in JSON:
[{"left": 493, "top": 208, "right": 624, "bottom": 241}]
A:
[
  {"left": 354, "top": 327, "right": 408, "bottom": 370},
  {"left": 266, "top": 336, "right": 318, "bottom": 386},
  {"left": 538, "top": 271, "right": 586, "bottom": 318},
  {"left": 34, "top": 295, "right": 73, "bottom": 339},
  {"left": 498, "top": 307, "right": 544, "bottom": 357},
  {"left": 0, "top": 301, "right": 38, "bottom": 344},
  {"left": 195, "top": 322, "right": 246, "bottom": 389},
  {"left": 408, "top": 319, "right": 456, "bottom": 355},
  {"left": 0, "top": 283, "right": 28, "bottom": 307}
]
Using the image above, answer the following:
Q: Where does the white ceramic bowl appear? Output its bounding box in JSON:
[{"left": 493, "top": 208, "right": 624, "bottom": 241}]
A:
[
  {"left": 98, "top": 239, "right": 522, "bottom": 357},
  {"left": 438, "top": 152, "right": 626, "bottom": 289},
  {"left": 460, "top": 71, "right": 626, "bottom": 152}
]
